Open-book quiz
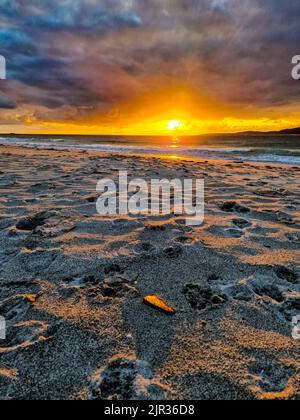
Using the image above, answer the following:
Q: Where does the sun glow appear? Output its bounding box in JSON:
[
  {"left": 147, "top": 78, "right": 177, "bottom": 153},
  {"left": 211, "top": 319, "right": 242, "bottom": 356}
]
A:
[{"left": 167, "top": 120, "right": 183, "bottom": 131}]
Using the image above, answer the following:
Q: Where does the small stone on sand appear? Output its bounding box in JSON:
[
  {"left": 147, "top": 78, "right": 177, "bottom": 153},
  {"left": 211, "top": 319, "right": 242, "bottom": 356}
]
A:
[{"left": 143, "top": 295, "right": 176, "bottom": 315}]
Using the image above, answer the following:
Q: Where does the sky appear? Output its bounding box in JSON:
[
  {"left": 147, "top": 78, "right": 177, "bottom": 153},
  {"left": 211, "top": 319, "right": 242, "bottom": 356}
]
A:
[{"left": 0, "top": 0, "right": 300, "bottom": 135}]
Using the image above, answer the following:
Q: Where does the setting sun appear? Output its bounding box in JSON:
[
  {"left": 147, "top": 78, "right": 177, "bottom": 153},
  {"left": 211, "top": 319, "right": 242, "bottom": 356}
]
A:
[{"left": 167, "top": 120, "right": 183, "bottom": 131}]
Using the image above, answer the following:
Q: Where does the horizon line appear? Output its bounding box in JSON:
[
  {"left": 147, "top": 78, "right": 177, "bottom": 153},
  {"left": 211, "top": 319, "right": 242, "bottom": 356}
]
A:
[{"left": 1, "top": 126, "right": 300, "bottom": 138}]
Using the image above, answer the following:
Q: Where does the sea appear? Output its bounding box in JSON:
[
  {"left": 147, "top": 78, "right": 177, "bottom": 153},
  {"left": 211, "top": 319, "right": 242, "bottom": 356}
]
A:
[{"left": 1, "top": 134, "right": 300, "bottom": 165}]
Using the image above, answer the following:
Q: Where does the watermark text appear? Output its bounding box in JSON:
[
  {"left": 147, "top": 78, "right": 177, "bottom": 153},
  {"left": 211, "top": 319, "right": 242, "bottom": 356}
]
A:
[
  {"left": 292, "top": 55, "right": 300, "bottom": 80},
  {"left": 292, "top": 316, "right": 300, "bottom": 340},
  {"left": 0, "top": 316, "right": 6, "bottom": 340},
  {"left": 0, "top": 55, "right": 6, "bottom": 80},
  {"left": 96, "top": 171, "right": 204, "bottom": 226}
]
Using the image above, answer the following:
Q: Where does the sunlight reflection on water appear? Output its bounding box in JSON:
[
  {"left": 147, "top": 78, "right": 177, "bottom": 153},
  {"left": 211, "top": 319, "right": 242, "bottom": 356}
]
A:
[{"left": 169, "top": 137, "right": 180, "bottom": 149}]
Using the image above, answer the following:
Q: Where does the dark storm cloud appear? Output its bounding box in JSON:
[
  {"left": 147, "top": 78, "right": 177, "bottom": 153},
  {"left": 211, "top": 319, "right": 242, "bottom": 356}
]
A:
[
  {"left": 0, "top": 0, "right": 299, "bottom": 124},
  {"left": 0, "top": 0, "right": 142, "bottom": 37}
]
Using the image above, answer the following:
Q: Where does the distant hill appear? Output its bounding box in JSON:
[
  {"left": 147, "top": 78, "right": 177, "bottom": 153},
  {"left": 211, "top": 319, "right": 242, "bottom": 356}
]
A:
[
  {"left": 231, "top": 127, "right": 300, "bottom": 136},
  {"left": 278, "top": 127, "right": 300, "bottom": 134}
]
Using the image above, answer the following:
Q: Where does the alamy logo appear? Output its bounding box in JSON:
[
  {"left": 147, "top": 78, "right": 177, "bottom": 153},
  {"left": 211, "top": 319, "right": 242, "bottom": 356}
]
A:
[
  {"left": 0, "top": 316, "right": 6, "bottom": 340},
  {"left": 0, "top": 55, "right": 6, "bottom": 80},
  {"left": 96, "top": 171, "right": 205, "bottom": 226},
  {"left": 292, "top": 316, "right": 300, "bottom": 340},
  {"left": 292, "top": 55, "right": 300, "bottom": 80}
]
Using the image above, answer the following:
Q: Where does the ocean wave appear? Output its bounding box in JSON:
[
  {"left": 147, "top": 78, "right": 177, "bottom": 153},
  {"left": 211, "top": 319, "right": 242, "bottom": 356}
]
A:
[{"left": 0, "top": 137, "right": 299, "bottom": 165}]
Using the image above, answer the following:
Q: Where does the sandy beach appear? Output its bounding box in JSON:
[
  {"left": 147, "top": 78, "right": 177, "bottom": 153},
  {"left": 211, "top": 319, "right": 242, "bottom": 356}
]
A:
[{"left": 0, "top": 144, "right": 299, "bottom": 400}]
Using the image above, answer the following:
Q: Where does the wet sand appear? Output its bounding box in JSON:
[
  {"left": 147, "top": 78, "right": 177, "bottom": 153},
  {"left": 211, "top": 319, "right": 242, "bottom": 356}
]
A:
[{"left": 0, "top": 145, "right": 299, "bottom": 400}]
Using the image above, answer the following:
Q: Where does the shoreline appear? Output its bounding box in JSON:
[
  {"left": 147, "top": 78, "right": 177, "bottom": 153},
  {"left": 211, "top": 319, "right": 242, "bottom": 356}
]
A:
[
  {"left": 0, "top": 141, "right": 300, "bottom": 166},
  {"left": 0, "top": 143, "right": 299, "bottom": 168}
]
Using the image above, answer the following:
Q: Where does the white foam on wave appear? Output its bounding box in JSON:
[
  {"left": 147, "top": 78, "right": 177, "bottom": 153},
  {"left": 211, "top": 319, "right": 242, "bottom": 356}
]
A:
[{"left": 243, "top": 154, "right": 300, "bottom": 165}]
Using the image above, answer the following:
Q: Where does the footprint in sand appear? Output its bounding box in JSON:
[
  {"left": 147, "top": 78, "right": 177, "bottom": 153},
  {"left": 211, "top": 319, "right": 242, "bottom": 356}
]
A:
[
  {"left": 254, "top": 283, "right": 285, "bottom": 303},
  {"left": 86, "top": 274, "right": 139, "bottom": 306},
  {"left": 0, "top": 294, "right": 38, "bottom": 324},
  {"left": 89, "top": 356, "right": 172, "bottom": 400},
  {"left": 112, "top": 218, "right": 141, "bottom": 233},
  {"left": 221, "top": 281, "right": 255, "bottom": 302},
  {"left": 61, "top": 265, "right": 127, "bottom": 292},
  {"left": 247, "top": 360, "right": 295, "bottom": 399},
  {"left": 144, "top": 223, "right": 167, "bottom": 232},
  {"left": 62, "top": 275, "right": 99, "bottom": 289},
  {"left": 60, "top": 273, "right": 105, "bottom": 300},
  {"left": 274, "top": 266, "right": 298, "bottom": 284},
  {"left": 219, "top": 201, "right": 250, "bottom": 214},
  {"left": 208, "top": 225, "right": 245, "bottom": 238},
  {"left": 183, "top": 284, "right": 227, "bottom": 311},
  {"left": 0, "top": 321, "right": 51, "bottom": 353},
  {"left": 174, "top": 235, "right": 193, "bottom": 244},
  {"left": 232, "top": 218, "right": 252, "bottom": 229},
  {"left": 222, "top": 275, "right": 300, "bottom": 324},
  {"left": 134, "top": 242, "right": 157, "bottom": 255},
  {"left": 242, "top": 276, "right": 286, "bottom": 303},
  {"left": 163, "top": 245, "right": 183, "bottom": 259},
  {"left": 0, "top": 294, "right": 51, "bottom": 353},
  {"left": 104, "top": 263, "right": 124, "bottom": 275},
  {"left": 85, "top": 195, "right": 97, "bottom": 203},
  {"left": 224, "top": 228, "right": 244, "bottom": 238},
  {"left": 99, "top": 277, "right": 139, "bottom": 299},
  {"left": 249, "top": 225, "right": 279, "bottom": 236},
  {"left": 218, "top": 275, "right": 281, "bottom": 305},
  {"left": 16, "top": 211, "right": 57, "bottom": 231},
  {"left": 28, "top": 182, "right": 58, "bottom": 193}
]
